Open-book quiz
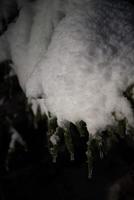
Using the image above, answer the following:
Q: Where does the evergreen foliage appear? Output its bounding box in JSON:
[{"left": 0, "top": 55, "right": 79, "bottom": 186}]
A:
[{"left": 0, "top": 61, "right": 134, "bottom": 179}]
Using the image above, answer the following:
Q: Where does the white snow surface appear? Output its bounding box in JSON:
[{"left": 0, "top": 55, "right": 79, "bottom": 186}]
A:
[{"left": 1, "top": 0, "right": 134, "bottom": 133}]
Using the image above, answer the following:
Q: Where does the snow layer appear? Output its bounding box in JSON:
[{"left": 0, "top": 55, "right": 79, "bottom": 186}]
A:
[{"left": 1, "top": 0, "right": 134, "bottom": 133}]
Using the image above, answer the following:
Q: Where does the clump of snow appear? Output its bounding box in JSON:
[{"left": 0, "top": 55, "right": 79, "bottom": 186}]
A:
[
  {"left": 29, "top": 98, "right": 48, "bottom": 115},
  {"left": 8, "top": 127, "right": 27, "bottom": 153},
  {"left": 1, "top": 0, "right": 134, "bottom": 134},
  {"left": 50, "top": 133, "right": 59, "bottom": 145}
]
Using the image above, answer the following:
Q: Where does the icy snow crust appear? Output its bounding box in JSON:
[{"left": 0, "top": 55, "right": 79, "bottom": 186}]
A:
[{"left": 1, "top": 0, "right": 134, "bottom": 133}]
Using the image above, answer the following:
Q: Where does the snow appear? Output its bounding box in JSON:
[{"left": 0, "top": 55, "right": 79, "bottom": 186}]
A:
[
  {"left": 8, "top": 127, "right": 27, "bottom": 152},
  {"left": 1, "top": 0, "right": 134, "bottom": 134},
  {"left": 50, "top": 134, "right": 59, "bottom": 145}
]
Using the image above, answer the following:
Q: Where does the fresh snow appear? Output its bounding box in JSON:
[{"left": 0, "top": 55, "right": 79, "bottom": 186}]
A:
[{"left": 0, "top": 0, "right": 134, "bottom": 134}]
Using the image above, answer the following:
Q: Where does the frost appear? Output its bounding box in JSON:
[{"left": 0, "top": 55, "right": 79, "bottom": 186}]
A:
[{"left": 1, "top": 0, "right": 134, "bottom": 134}]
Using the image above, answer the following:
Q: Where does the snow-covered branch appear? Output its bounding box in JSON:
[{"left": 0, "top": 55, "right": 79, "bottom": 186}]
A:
[{"left": 0, "top": 0, "right": 134, "bottom": 134}]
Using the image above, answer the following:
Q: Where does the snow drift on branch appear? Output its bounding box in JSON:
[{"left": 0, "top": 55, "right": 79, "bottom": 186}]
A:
[{"left": 1, "top": 0, "right": 134, "bottom": 133}]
